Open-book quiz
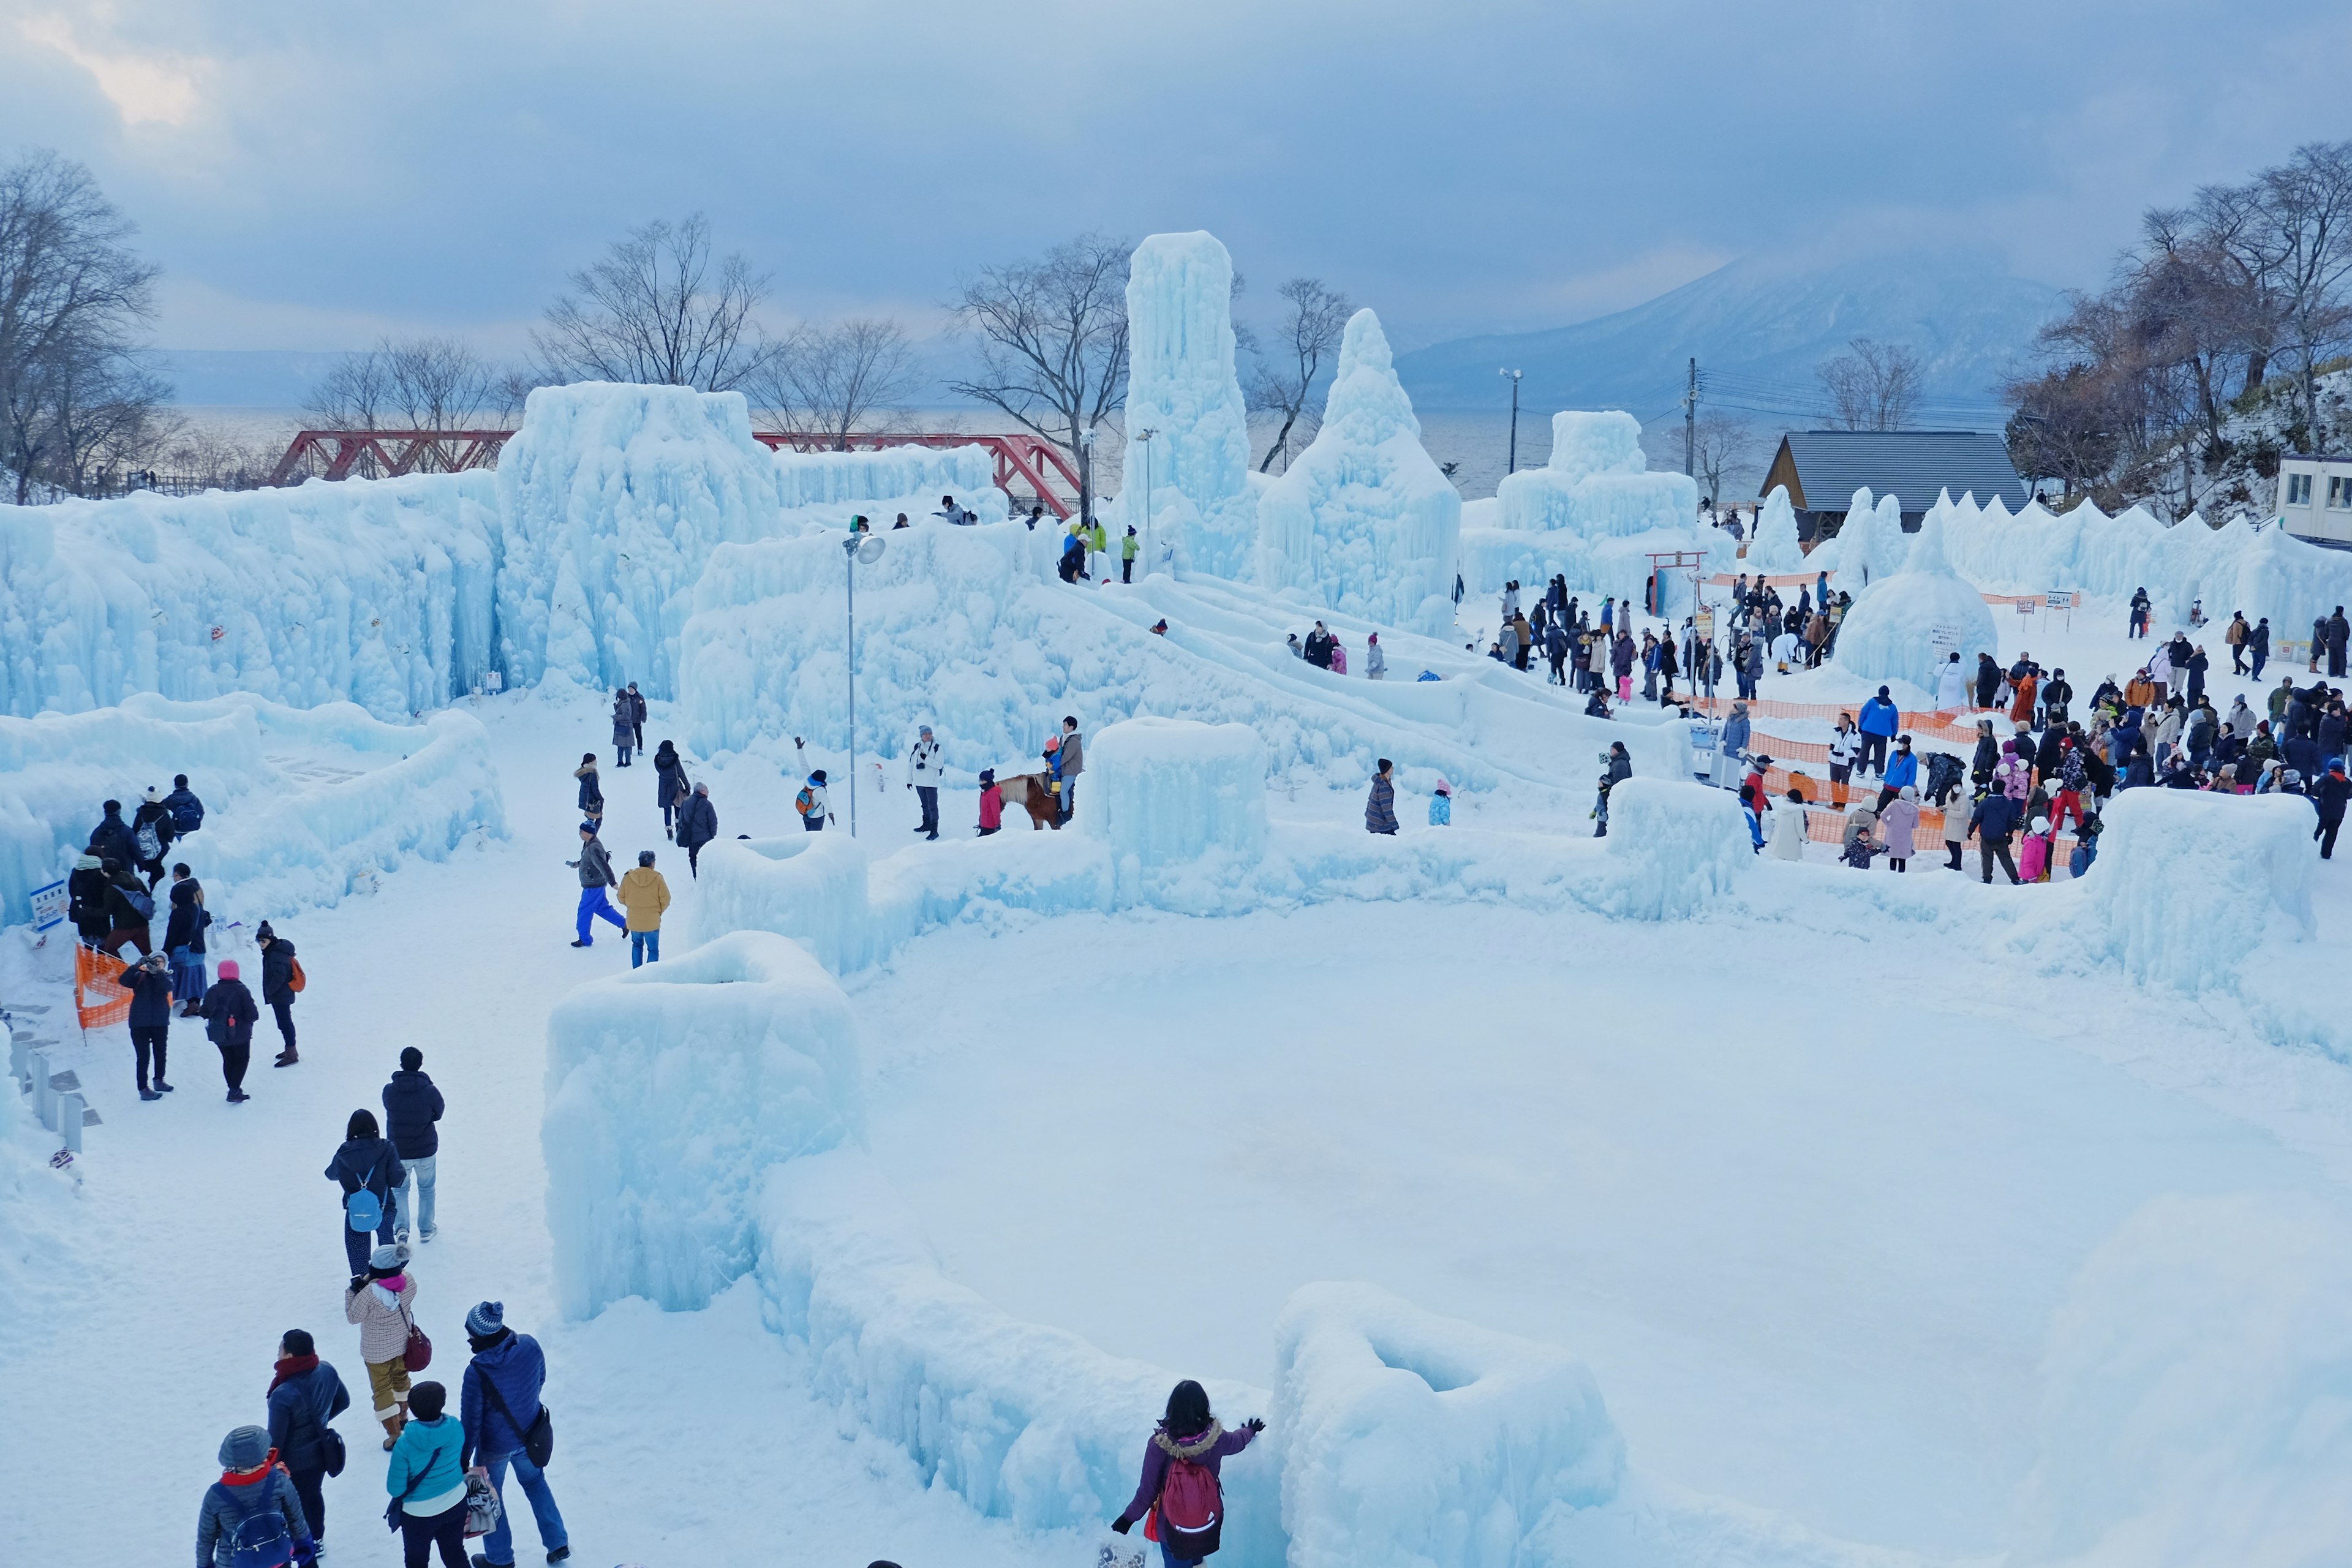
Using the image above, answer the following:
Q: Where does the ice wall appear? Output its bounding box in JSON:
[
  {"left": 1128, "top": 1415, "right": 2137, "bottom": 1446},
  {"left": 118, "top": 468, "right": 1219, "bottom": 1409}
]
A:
[
  {"left": 1272, "top": 1283, "right": 1623, "bottom": 1568},
  {"left": 1256, "top": 310, "right": 1461, "bottom": 635},
  {"left": 770, "top": 443, "right": 996, "bottom": 510},
  {"left": 541, "top": 931, "right": 862, "bottom": 1320},
  {"left": 495, "top": 382, "right": 787, "bottom": 699},
  {"left": 1123, "top": 233, "right": 1257, "bottom": 579},
  {"left": 1461, "top": 409, "right": 1701, "bottom": 610},
  {"left": 1589, "top": 778, "right": 1752, "bottom": 920},
  {"left": 1746, "top": 485, "right": 1804, "bottom": 571},
  {"left": 1083, "top": 717, "right": 1268, "bottom": 903},
  {"left": 2006, "top": 1193, "right": 2352, "bottom": 1568},
  {"left": 0, "top": 471, "right": 499, "bottom": 720},
  {"left": 0, "top": 692, "right": 504, "bottom": 929},
  {"left": 1830, "top": 501, "right": 1997, "bottom": 696}
]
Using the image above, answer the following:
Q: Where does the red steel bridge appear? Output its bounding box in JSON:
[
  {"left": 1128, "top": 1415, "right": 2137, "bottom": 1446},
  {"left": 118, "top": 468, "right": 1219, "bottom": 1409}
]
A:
[{"left": 268, "top": 428, "right": 1085, "bottom": 519}]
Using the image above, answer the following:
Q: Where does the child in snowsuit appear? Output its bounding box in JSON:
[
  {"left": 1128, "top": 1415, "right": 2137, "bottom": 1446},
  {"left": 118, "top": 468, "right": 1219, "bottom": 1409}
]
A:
[
  {"left": 2018, "top": 816, "right": 2055, "bottom": 882},
  {"left": 1428, "top": 778, "right": 1452, "bottom": 826}
]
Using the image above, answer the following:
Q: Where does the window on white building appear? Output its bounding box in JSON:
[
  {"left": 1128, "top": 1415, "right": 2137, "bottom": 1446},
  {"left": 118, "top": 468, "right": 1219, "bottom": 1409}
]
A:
[
  {"left": 2289, "top": 473, "right": 2314, "bottom": 505},
  {"left": 2331, "top": 475, "right": 2352, "bottom": 509}
]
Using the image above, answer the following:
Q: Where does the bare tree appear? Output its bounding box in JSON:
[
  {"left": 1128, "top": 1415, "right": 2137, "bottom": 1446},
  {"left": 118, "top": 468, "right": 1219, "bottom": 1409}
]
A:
[
  {"left": 948, "top": 232, "right": 1130, "bottom": 521},
  {"left": 1690, "top": 411, "right": 1758, "bottom": 507},
  {"left": 303, "top": 334, "right": 502, "bottom": 431},
  {"left": 533, "top": 214, "right": 779, "bottom": 391},
  {"left": 1817, "top": 337, "right": 1923, "bottom": 431},
  {"left": 0, "top": 149, "right": 168, "bottom": 502},
  {"left": 753, "top": 318, "right": 922, "bottom": 448},
  {"left": 2250, "top": 141, "right": 2352, "bottom": 434},
  {"left": 301, "top": 350, "right": 391, "bottom": 430},
  {"left": 1245, "top": 277, "right": 1351, "bottom": 472}
]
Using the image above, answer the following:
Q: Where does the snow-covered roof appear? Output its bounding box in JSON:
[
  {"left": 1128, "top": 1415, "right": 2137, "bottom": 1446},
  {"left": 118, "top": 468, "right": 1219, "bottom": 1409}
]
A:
[{"left": 1770, "top": 429, "right": 2027, "bottom": 514}]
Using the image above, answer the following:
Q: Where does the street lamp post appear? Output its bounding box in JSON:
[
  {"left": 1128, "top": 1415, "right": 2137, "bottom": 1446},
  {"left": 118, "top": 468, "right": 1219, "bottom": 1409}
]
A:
[
  {"left": 841, "top": 530, "right": 886, "bottom": 836},
  {"left": 1499, "top": 368, "right": 1524, "bottom": 475}
]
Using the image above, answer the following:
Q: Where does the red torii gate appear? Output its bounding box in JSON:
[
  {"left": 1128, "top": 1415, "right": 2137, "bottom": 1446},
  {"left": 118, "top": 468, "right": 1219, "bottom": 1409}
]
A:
[{"left": 269, "top": 426, "right": 1085, "bottom": 518}]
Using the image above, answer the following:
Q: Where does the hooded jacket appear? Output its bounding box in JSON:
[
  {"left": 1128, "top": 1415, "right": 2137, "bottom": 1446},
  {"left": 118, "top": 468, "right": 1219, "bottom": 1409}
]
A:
[
  {"left": 617, "top": 866, "right": 671, "bottom": 932},
  {"left": 382, "top": 1069, "right": 445, "bottom": 1159},
  {"left": 1117, "top": 1420, "right": 1258, "bottom": 1530},
  {"left": 676, "top": 793, "right": 718, "bottom": 850}
]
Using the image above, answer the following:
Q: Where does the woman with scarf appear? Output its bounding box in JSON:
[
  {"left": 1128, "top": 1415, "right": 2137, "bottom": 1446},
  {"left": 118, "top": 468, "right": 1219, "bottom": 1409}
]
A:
[{"left": 344, "top": 1242, "right": 420, "bottom": 1451}]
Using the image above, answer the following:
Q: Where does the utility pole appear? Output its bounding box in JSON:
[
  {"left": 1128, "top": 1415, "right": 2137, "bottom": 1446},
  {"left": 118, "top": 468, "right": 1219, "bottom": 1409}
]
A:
[
  {"left": 1683, "top": 357, "right": 1698, "bottom": 482},
  {"left": 1500, "top": 368, "right": 1523, "bottom": 475}
]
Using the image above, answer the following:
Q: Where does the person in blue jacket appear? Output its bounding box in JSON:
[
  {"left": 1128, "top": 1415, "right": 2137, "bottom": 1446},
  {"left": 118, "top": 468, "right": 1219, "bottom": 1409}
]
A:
[
  {"left": 1856, "top": 686, "right": 1901, "bottom": 777},
  {"left": 1716, "top": 700, "right": 1751, "bottom": 788},
  {"left": 196, "top": 1424, "right": 316, "bottom": 1568},
  {"left": 460, "top": 1302, "right": 570, "bottom": 1567},
  {"left": 1877, "top": 734, "right": 1920, "bottom": 810},
  {"left": 1968, "top": 788, "right": 2022, "bottom": 885}
]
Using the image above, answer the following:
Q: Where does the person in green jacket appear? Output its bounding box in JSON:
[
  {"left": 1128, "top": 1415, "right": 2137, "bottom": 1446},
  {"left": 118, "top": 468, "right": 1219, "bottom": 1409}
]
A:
[
  {"left": 386, "top": 1381, "right": 470, "bottom": 1567},
  {"left": 1121, "top": 525, "right": 1139, "bottom": 583}
]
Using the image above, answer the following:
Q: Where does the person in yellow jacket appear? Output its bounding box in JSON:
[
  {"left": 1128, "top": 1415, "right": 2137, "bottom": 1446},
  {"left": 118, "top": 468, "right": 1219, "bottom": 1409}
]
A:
[
  {"left": 1121, "top": 524, "right": 1139, "bottom": 583},
  {"left": 616, "top": 850, "right": 671, "bottom": 968}
]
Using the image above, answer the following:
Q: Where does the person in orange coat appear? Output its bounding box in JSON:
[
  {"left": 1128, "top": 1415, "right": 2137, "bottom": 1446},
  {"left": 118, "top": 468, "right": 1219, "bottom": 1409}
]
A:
[{"left": 2010, "top": 669, "right": 2040, "bottom": 725}]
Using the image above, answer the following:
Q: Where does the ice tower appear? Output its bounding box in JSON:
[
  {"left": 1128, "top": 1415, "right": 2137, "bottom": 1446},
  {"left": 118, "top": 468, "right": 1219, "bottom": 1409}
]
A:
[{"left": 1121, "top": 232, "right": 1256, "bottom": 579}]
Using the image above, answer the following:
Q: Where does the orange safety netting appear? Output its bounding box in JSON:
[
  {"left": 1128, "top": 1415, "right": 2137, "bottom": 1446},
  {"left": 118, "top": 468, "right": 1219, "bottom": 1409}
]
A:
[
  {"left": 75, "top": 944, "right": 130, "bottom": 1031},
  {"left": 1747, "top": 766, "right": 2082, "bottom": 864},
  {"left": 1684, "top": 693, "right": 1987, "bottom": 745}
]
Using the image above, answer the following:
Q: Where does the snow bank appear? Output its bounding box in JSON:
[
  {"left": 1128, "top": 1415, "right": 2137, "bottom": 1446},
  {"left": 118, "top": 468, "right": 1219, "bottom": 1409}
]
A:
[
  {"left": 672, "top": 832, "right": 882, "bottom": 974},
  {"left": 1744, "top": 485, "right": 1805, "bottom": 571},
  {"left": 0, "top": 692, "right": 504, "bottom": 930},
  {"left": 541, "top": 931, "right": 861, "bottom": 1320},
  {"left": 1084, "top": 717, "right": 1267, "bottom": 895},
  {"left": 1591, "top": 778, "right": 1752, "bottom": 919},
  {"left": 1463, "top": 410, "right": 1701, "bottom": 609},
  {"left": 1123, "top": 233, "right": 1257, "bottom": 578},
  {"left": 2060, "top": 788, "right": 2312, "bottom": 995},
  {"left": 1256, "top": 310, "right": 1461, "bottom": 635},
  {"left": 2005, "top": 1193, "right": 2352, "bottom": 1568},
  {"left": 494, "top": 382, "right": 786, "bottom": 699},
  {"left": 1272, "top": 1283, "right": 1623, "bottom": 1568},
  {"left": 760, "top": 1147, "right": 1285, "bottom": 1560},
  {"left": 770, "top": 443, "right": 995, "bottom": 511},
  {"left": 1830, "top": 502, "right": 1997, "bottom": 695},
  {"left": 0, "top": 471, "right": 499, "bottom": 720}
]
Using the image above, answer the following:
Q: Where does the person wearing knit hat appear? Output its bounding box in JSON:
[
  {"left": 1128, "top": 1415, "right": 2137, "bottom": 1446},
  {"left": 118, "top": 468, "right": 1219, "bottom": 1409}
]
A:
[
  {"left": 199, "top": 958, "right": 260, "bottom": 1102},
  {"left": 461, "top": 1300, "right": 570, "bottom": 1564},
  {"left": 196, "top": 1425, "right": 314, "bottom": 1567},
  {"left": 344, "top": 1237, "right": 418, "bottom": 1450}
]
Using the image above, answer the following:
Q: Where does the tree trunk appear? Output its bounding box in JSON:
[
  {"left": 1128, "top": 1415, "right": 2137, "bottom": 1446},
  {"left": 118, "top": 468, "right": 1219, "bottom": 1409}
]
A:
[{"left": 1259, "top": 407, "right": 1300, "bottom": 473}]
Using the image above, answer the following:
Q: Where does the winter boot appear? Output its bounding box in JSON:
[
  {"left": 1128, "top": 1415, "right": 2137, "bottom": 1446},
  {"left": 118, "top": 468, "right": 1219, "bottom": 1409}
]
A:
[{"left": 273, "top": 1047, "right": 298, "bottom": 1067}]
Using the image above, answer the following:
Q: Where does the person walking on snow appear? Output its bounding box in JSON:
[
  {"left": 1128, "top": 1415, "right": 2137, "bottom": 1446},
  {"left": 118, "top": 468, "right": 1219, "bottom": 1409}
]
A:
[
  {"left": 1428, "top": 777, "right": 1452, "bottom": 826},
  {"left": 255, "top": 922, "right": 301, "bottom": 1067},
  {"left": 165, "top": 864, "right": 210, "bottom": 1016},
  {"left": 794, "top": 771, "right": 832, "bottom": 831},
  {"left": 195, "top": 1424, "right": 316, "bottom": 1568},
  {"left": 1936, "top": 652, "right": 1969, "bottom": 712},
  {"left": 266, "top": 1329, "right": 349, "bottom": 1555},
  {"left": 1879, "top": 785, "right": 1920, "bottom": 872},
  {"left": 344, "top": 1242, "right": 417, "bottom": 1450},
  {"left": 164, "top": 772, "right": 205, "bottom": 837},
  {"left": 202, "top": 959, "right": 259, "bottom": 1102},
  {"left": 88, "top": 797, "right": 137, "bottom": 871},
  {"left": 328, "top": 1109, "right": 404, "bottom": 1275},
  {"left": 130, "top": 785, "right": 177, "bottom": 890},
  {"left": 383, "top": 1047, "right": 445, "bottom": 1245},
  {"left": 2317, "top": 757, "right": 2351, "bottom": 859},
  {"left": 1109, "top": 1379, "right": 1264, "bottom": 1561},
  {"left": 611, "top": 689, "right": 636, "bottom": 767},
  {"left": 907, "top": 725, "right": 943, "bottom": 840},
  {"left": 1366, "top": 759, "right": 1399, "bottom": 835},
  {"left": 385, "top": 1379, "right": 469, "bottom": 1568},
  {"left": 1857, "top": 687, "right": 1899, "bottom": 777},
  {"left": 617, "top": 850, "right": 671, "bottom": 968},
  {"left": 652, "top": 741, "right": 684, "bottom": 839},
  {"left": 1366, "top": 632, "right": 1387, "bottom": 680},
  {"left": 976, "top": 769, "right": 1004, "bottom": 835},
  {"left": 567, "top": 823, "right": 627, "bottom": 946},
  {"left": 113, "top": 948, "right": 176, "bottom": 1099},
  {"left": 573, "top": 754, "right": 603, "bottom": 829},
  {"left": 1768, "top": 788, "right": 1808, "bottom": 859},
  {"left": 675, "top": 783, "right": 718, "bottom": 875},
  {"left": 460, "top": 1300, "right": 571, "bottom": 1567},
  {"left": 626, "top": 682, "right": 647, "bottom": 752}
]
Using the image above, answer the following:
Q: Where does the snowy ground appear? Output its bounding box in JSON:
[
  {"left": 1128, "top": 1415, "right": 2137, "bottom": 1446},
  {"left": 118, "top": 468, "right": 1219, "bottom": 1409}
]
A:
[{"left": 4, "top": 583, "right": 2349, "bottom": 1566}]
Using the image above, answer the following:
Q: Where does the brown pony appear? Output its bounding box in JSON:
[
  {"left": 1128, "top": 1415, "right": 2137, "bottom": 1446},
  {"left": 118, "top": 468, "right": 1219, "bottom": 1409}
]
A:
[{"left": 993, "top": 772, "right": 1063, "bottom": 831}]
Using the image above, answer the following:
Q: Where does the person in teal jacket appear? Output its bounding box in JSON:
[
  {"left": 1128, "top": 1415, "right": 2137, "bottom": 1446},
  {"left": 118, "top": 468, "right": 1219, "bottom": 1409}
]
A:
[
  {"left": 386, "top": 1381, "right": 470, "bottom": 1568},
  {"left": 1428, "top": 778, "right": 1452, "bottom": 826}
]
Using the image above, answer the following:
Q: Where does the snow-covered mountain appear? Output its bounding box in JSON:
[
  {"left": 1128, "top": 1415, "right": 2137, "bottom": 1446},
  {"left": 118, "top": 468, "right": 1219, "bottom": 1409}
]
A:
[{"left": 1395, "top": 250, "right": 2066, "bottom": 424}]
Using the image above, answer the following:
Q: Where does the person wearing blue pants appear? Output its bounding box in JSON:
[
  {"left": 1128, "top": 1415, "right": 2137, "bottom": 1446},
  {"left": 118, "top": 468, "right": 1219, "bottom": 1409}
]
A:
[
  {"left": 460, "top": 1301, "right": 570, "bottom": 1567},
  {"left": 566, "top": 824, "right": 625, "bottom": 949}
]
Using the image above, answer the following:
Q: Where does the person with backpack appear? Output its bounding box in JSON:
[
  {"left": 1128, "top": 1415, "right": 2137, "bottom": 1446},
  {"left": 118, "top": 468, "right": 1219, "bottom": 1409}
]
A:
[
  {"left": 202, "top": 959, "right": 260, "bottom": 1102},
  {"left": 131, "top": 785, "right": 178, "bottom": 890},
  {"left": 794, "top": 771, "right": 832, "bottom": 831},
  {"left": 573, "top": 754, "right": 604, "bottom": 829},
  {"left": 266, "top": 1329, "right": 350, "bottom": 1554},
  {"left": 566, "top": 823, "right": 627, "bottom": 947},
  {"left": 460, "top": 1300, "right": 571, "bottom": 1567},
  {"left": 257, "top": 921, "right": 301, "bottom": 1068},
  {"left": 113, "top": 948, "right": 177, "bottom": 1099},
  {"left": 610, "top": 689, "right": 636, "bottom": 767},
  {"left": 67, "top": 850, "right": 112, "bottom": 948},
  {"left": 328, "top": 1110, "right": 406, "bottom": 1275},
  {"left": 89, "top": 797, "right": 138, "bottom": 872},
  {"left": 164, "top": 773, "right": 206, "bottom": 839},
  {"left": 165, "top": 864, "right": 211, "bottom": 1016},
  {"left": 675, "top": 783, "right": 718, "bottom": 875},
  {"left": 384, "top": 1047, "right": 445, "bottom": 1245},
  {"left": 1365, "top": 759, "right": 1398, "bottom": 835},
  {"left": 1109, "top": 1379, "right": 1262, "bottom": 1564},
  {"left": 100, "top": 855, "right": 155, "bottom": 957},
  {"left": 617, "top": 850, "right": 671, "bottom": 968},
  {"left": 345, "top": 1242, "right": 418, "bottom": 1450},
  {"left": 907, "top": 725, "right": 943, "bottom": 840},
  {"left": 386, "top": 1379, "right": 471, "bottom": 1568},
  {"left": 195, "top": 1424, "right": 317, "bottom": 1568}
]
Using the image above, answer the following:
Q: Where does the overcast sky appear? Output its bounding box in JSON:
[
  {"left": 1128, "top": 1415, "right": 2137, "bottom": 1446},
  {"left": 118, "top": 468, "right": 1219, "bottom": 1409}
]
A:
[{"left": 6, "top": 0, "right": 2350, "bottom": 355}]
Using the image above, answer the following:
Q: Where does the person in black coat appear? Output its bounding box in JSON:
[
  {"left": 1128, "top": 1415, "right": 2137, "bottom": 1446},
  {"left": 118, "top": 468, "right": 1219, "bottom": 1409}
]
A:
[
  {"left": 652, "top": 741, "right": 684, "bottom": 837},
  {"left": 674, "top": 782, "right": 718, "bottom": 876},
  {"left": 88, "top": 799, "right": 137, "bottom": 870},
  {"left": 201, "top": 959, "right": 260, "bottom": 1101},
  {"left": 113, "top": 949, "right": 176, "bottom": 1098},
  {"left": 2317, "top": 762, "right": 2352, "bottom": 859},
  {"left": 257, "top": 921, "right": 300, "bottom": 1067},
  {"left": 266, "top": 1329, "right": 350, "bottom": 1548},
  {"left": 164, "top": 865, "right": 211, "bottom": 1016},
  {"left": 67, "top": 851, "right": 112, "bottom": 946},
  {"left": 382, "top": 1048, "right": 445, "bottom": 1243},
  {"left": 99, "top": 858, "right": 152, "bottom": 958},
  {"left": 1975, "top": 653, "right": 2002, "bottom": 710},
  {"left": 574, "top": 753, "right": 605, "bottom": 824},
  {"left": 325, "top": 1110, "right": 405, "bottom": 1274},
  {"left": 627, "top": 682, "right": 647, "bottom": 750}
]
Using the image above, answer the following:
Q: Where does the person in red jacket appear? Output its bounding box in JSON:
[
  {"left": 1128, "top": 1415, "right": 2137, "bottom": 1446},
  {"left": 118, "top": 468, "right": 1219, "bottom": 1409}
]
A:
[{"left": 976, "top": 770, "right": 1003, "bottom": 836}]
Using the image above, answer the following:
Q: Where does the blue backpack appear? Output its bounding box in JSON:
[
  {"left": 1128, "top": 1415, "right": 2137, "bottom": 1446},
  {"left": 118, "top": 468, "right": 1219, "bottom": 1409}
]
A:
[
  {"left": 170, "top": 791, "right": 205, "bottom": 835},
  {"left": 223, "top": 1479, "right": 293, "bottom": 1568},
  {"left": 346, "top": 1186, "right": 382, "bottom": 1232}
]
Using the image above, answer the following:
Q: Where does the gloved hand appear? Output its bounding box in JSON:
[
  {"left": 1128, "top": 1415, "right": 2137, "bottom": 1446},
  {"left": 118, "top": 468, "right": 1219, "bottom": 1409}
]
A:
[
  {"left": 1245, "top": 1417, "right": 1265, "bottom": 1433},
  {"left": 1110, "top": 1516, "right": 1132, "bottom": 1535}
]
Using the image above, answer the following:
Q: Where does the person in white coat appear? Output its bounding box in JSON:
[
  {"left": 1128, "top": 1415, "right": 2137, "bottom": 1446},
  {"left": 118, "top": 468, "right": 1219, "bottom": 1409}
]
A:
[
  {"left": 906, "top": 725, "right": 943, "bottom": 840},
  {"left": 1365, "top": 633, "right": 1387, "bottom": 680},
  {"left": 1766, "top": 789, "right": 1809, "bottom": 860},
  {"left": 1936, "top": 652, "right": 1970, "bottom": 712}
]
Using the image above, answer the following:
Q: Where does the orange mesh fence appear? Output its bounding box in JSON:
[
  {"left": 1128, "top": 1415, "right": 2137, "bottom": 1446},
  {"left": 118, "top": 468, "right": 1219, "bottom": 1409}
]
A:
[
  {"left": 75, "top": 944, "right": 130, "bottom": 1031},
  {"left": 1755, "top": 772, "right": 2080, "bottom": 870},
  {"left": 1689, "top": 693, "right": 1988, "bottom": 744}
]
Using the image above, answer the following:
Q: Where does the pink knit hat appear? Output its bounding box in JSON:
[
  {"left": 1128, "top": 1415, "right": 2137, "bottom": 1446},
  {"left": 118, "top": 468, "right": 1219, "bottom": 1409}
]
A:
[{"left": 216, "top": 959, "right": 239, "bottom": 979}]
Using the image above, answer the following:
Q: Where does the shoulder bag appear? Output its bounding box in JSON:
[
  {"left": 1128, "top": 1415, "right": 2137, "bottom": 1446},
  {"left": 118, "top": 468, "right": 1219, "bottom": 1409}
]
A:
[{"left": 475, "top": 1363, "right": 555, "bottom": 1469}]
